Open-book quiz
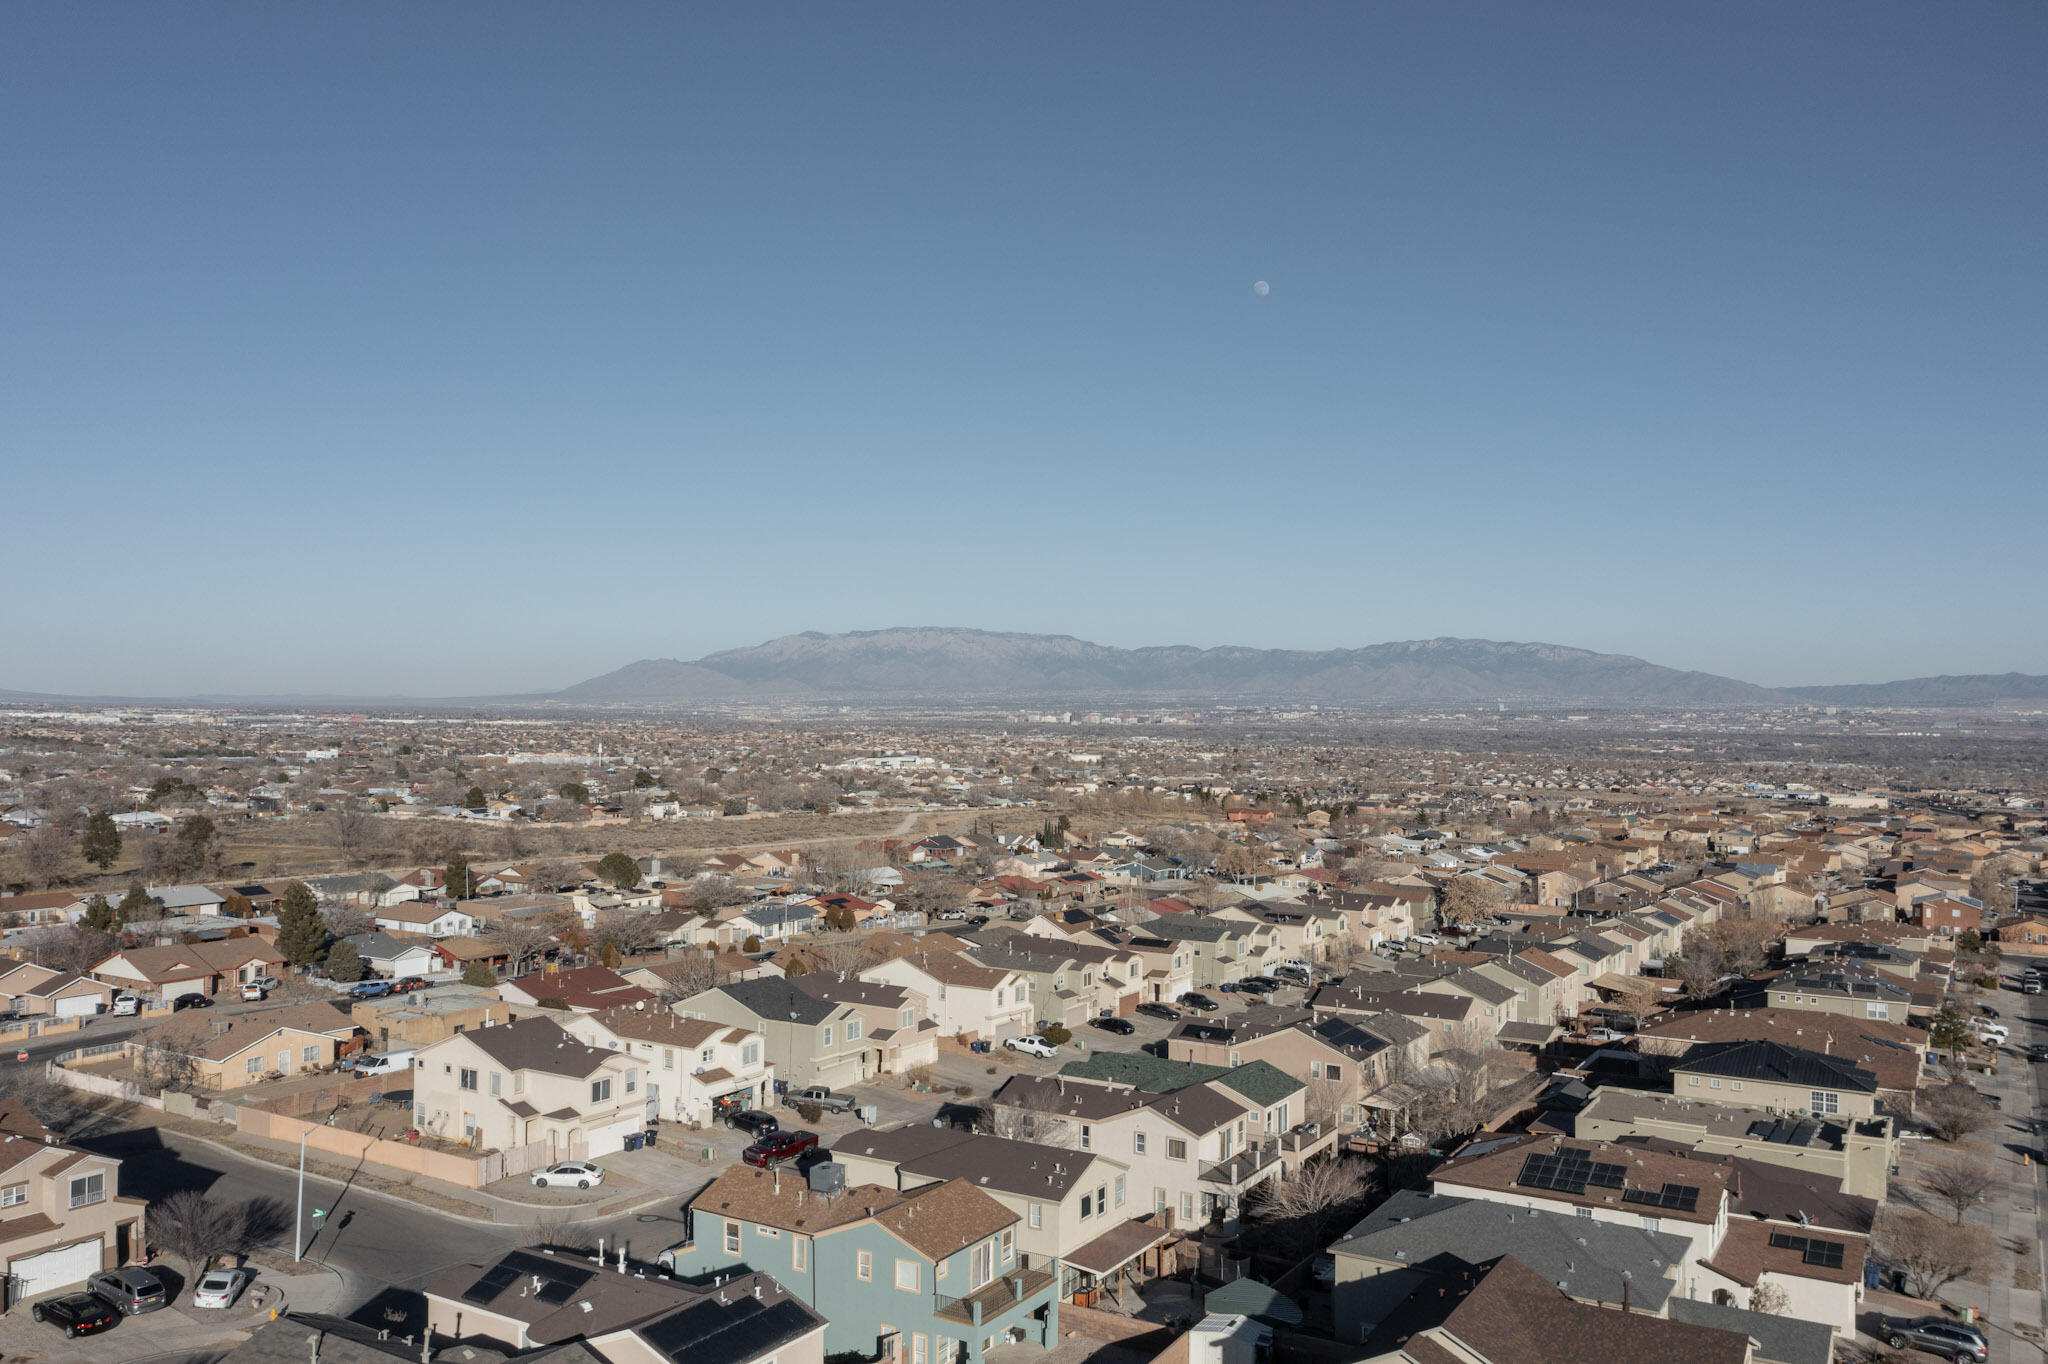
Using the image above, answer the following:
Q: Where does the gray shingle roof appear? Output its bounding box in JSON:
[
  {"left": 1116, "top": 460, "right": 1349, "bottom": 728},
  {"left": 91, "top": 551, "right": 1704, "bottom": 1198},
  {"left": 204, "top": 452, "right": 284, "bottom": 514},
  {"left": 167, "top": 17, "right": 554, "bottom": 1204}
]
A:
[{"left": 1674, "top": 1041, "right": 1879, "bottom": 1093}]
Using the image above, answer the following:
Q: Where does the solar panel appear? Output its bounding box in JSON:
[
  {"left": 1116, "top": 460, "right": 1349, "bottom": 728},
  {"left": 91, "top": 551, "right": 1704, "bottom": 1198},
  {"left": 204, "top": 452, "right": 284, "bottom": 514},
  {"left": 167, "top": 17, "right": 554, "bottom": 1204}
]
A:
[
  {"left": 460, "top": 1264, "right": 523, "bottom": 1307},
  {"left": 1768, "top": 1232, "right": 1846, "bottom": 1268},
  {"left": 1516, "top": 1150, "right": 1629, "bottom": 1196},
  {"left": 1621, "top": 1183, "right": 1701, "bottom": 1213}
]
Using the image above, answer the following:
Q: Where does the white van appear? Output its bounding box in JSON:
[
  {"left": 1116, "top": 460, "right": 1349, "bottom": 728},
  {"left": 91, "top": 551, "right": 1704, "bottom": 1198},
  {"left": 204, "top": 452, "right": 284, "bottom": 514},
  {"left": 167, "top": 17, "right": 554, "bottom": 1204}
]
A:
[{"left": 350, "top": 1050, "right": 416, "bottom": 1077}]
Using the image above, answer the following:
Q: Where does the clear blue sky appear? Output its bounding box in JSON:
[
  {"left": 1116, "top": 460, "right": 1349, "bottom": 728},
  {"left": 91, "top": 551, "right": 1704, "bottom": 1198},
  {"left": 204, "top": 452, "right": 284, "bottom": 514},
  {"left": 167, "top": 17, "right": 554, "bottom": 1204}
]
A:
[{"left": 4, "top": 3, "right": 2043, "bottom": 696}]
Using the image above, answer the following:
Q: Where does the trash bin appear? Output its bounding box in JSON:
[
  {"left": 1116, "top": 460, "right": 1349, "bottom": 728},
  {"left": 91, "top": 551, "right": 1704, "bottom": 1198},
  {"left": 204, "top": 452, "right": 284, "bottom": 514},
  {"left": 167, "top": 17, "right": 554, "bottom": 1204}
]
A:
[
  {"left": 641, "top": 1128, "right": 657, "bottom": 1147},
  {"left": 623, "top": 1132, "right": 644, "bottom": 1152}
]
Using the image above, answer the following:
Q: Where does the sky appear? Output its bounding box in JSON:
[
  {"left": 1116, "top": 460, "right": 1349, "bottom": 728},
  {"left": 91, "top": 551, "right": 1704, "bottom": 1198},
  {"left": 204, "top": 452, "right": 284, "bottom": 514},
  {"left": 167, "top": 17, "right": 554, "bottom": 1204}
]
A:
[{"left": 3, "top": 3, "right": 2044, "bottom": 697}]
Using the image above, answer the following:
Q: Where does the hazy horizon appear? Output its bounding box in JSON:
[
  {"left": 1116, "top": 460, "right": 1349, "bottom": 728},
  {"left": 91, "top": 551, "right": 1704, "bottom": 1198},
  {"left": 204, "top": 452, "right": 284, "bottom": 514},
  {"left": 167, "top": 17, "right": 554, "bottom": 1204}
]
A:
[{"left": 4, "top": 4, "right": 2043, "bottom": 696}]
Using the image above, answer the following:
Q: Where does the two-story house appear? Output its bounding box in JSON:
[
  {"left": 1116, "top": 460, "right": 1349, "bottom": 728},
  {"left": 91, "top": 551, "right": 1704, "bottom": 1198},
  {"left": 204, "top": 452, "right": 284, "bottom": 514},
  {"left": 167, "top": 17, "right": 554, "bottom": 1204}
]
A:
[
  {"left": 662, "top": 1164, "right": 1061, "bottom": 1364},
  {"left": 861, "top": 952, "right": 1033, "bottom": 1043},
  {"left": 560, "top": 1005, "right": 774, "bottom": 1123},
  {"left": 0, "top": 1103, "right": 148, "bottom": 1310},
  {"left": 791, "top": 976, "right": 940, "bottom": 1076},
  {"left": 676, "top": 977, "right": 871, "bottom": 1091},
  {"left": 413, "top": 1015, "right": 648, "bottom": 1158}
]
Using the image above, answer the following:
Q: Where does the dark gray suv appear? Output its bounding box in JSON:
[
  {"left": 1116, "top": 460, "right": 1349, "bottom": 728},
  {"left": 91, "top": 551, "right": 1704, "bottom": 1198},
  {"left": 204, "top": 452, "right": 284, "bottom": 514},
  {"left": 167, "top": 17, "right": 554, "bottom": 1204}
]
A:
[{"left": 1886, "top": 1316, "right": 1987, "bottom": 1362}]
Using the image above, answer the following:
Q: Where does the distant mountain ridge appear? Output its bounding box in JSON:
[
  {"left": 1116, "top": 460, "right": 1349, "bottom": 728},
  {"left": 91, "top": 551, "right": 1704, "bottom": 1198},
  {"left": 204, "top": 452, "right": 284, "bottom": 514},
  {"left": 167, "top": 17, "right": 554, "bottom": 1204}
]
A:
[
  {"left": 556, "top": 628, "right": 1783, "bottom": 705},
  {"left": 1781, "top": 673, "right": 2048, "bottom": 707}
]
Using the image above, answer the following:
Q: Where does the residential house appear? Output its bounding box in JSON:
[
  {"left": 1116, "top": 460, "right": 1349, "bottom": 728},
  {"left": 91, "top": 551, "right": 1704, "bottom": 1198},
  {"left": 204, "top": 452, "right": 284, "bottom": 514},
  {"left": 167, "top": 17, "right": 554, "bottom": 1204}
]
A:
[
  {"left": 372, "top": 901, "right": 478, "bottom": 938},
  {"left": 1129, "top": 916, "right": 1282, "bottom": 989},
  {"left": 791, "top": 976, "right": 940, "bottom": 1076},
  {"left": 413, "top": 1015, "right": 648, "bottom": 1158},
  {"left": 1670, "top": 1042, "right": 1881, "bottom": 1121},
  {"left": 663, "top": 1165, "right": 1060, "bottom": 1364},
  {"left": 499, "top": 965, "right": 654, "bottom": 1014},
  {"left": 339, "top": 932, "right": 440, "bottom": 981},
  {"left": 1572, "top": 1088, "right": 1893, "bottom": 1200},
  {"left": 1759, "top": 967, "right": 1913, "bottom": 1025},
  {"left": 0, "top": 963, "right": 116, "bottom": 1019},
  {"left": 351, "top": 984, "right": 517, "bottom": 1051},
  {"left": 131, "top": 1003, "right": 361, "bottom": 1089},
  {"left": 861, "top": 951, "right": 1034, "bottom": 1042},
  {"left": 0, "top": 1104, "right": 148, "bottom": 1310},
  {"left": 560, "top": 1006, "right": 773, "bottom": 1124},
  {"left": 90, "top": 938, "right": 286, "bottom": 1002},
  {"left": 676, "top": 977, "right": 872, "bottom": 1091}
]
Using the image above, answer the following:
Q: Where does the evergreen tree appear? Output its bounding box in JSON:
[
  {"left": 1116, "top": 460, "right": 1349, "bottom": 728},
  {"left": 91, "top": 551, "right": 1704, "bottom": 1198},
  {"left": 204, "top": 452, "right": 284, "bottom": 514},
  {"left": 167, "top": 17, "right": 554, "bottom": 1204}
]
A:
[
  {"left": 464, "top": 786, "right": 487, "bottom": 810},
  {"left": 460, "top": 961, "right": 497, "bottom": 988},
  {"left": 444, "top": 852, "right": 473, "bottom": 900},
  {"left": 81, "top": 812, "right": 122, "bottom": 871},
  {"left": 176, "top": 814, "right": 217, "bottom": 864},
  {"left": 274, "top": 881, "right": 329, "bottom": 967},
  {"left": 633, "top": 770, "right": 657, "bottom": 789},
  {"left": 324, "top": 939, "right": 365, "bottom": 983},
  {"left": 558, "top": 782, "right": 591, "bottom": 803},
  {"left": 80, "top": 894, "right": 118, "bottom": 933},
  {"left": 117, "top": 883, "right": 158, "bottom": 922},
  {"left": 596, "top": 852, "right": 641, "bottom": 889}
]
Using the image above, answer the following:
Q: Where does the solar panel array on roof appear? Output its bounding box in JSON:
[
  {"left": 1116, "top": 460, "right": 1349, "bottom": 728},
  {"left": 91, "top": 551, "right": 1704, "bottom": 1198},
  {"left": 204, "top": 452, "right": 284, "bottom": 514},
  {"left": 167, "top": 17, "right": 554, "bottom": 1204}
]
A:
[
  {"left": 462, "top": 1250, "right": 595, "bottom": 1308},
  {"left": 1621, "top": 1182, "right": 1702, "bottom": 1213},
  {"left": 1768, "top": 1232, "right": 1847, "bottom": 1269},
  {"left": 1516, "top": 1149, "right": 1627, "bottom": 1195},
  {"left": 639, "top": 1295, "right": 816, "bottom": 1364},
  {"left": 1746, "top": 1118, "right": 1822, "bottom": 1147},
  {"left": 460, "top": 1263, "right": 523, "bottom": 1307}
]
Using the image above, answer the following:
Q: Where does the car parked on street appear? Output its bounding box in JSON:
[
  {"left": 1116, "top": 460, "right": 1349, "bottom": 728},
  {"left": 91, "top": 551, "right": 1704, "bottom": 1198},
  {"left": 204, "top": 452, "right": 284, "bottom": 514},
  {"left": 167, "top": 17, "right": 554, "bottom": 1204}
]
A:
[
  {"left": 191, "top": 1267, "right": 253, "bottom": 1310},
  {"left": 172, "top": 994, "right": 214, "bottom": 1010},
  {"left": 1004, "top": 1035, "right": 1060, "bottom": 1059},
  {"left": 725, "top": 1109, "right": 781, "bottom": 1136},
  {"left": 392, "top": 977, "right": 428, "bottom": 993},
  {"left": 348, "top": 981, "right": 393, "bottom": 999},
  {"left": 743, "top": 1130, "right": 819, "bottom": 1167},
  {"left": 532, "top": 1161, "right": 606, "bottom": 1189},
  {"left": 241, "top": 983, "right": 269, "bottom": 1001},
  {"left": 87, "top": 1267, "right": 167, "bottom": 1315},
  {"left": 1090, "top": 1016, "right": 1136, "bottom": 1035},
  {"left": 32, "top": 1292, "right": 119, "bottom": 1337},
  {"left": 1884, "top": 1316, "right": 1987, "bottom": 1361}
]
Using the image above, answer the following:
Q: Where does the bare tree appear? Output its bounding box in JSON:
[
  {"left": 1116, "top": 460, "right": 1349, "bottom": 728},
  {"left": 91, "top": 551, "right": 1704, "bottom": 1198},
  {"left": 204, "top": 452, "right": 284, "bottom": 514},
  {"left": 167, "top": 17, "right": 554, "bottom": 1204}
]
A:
[
  {"left": 20, "top": 825, "right": 73, "bottom": 889},
  {"left": 328, "top": 804, "right": 373, "bottom": 867},
  {"left": 1436, "top": 878, "right": 1502, "bottom": 930},
  {"left": 14, "top": 925, "right": 114, "bottom": 975},
  {"left": 1919, "top": 1084, "right": 1995, "bottom": 1143},
  {"left": 1258, "top": 1155, "right": 1374, "bottom": 1254},
  {"left": 492, "top": 912, "right": 572, "bottom": 977},
  {"left": 1746, "top": 1281, "right": 1790, "bottom": 1315},
  {"left": 979, "top": 1088, "right": 1074, "bottom": 1146},
  {"left": 815, "top": 933, "right": 880, "bottom": 981},
  {"left": 595, "top": 908, "right": 666, "bottom": 959},
  {"left": 322, "top": 902, "right": 375, "bottom": 940},
  {"left": 153, "top": 1189, "right": 245, "bottom": 1277},
  {"left": 135, "top": 1017, "right": 212, "bottom": 1096},
  {"left": 1668, "top": 940, "right": 1725, "bottom": 1000},
  {"left": 1871, "top": 1205, "right": 1992, "bottom": 1299},
  {"left": 652, "top": 950, "right": 723, "bottom": 1006},
  {"left": 808, "top": 843, "right": 868, "bottom": 894},
  {"left": 1919, "top": 1155, "right": 1996, "bottom": 1223},
  {"left": 526, "top": 858, "right": 580, "bottom": 894}
]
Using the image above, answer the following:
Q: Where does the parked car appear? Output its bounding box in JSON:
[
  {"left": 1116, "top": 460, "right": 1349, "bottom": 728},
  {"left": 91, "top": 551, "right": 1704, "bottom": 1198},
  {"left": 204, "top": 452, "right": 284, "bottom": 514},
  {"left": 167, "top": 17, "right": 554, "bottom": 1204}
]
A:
[
  {"left": 1181, "top": 993, "right": 1219, "bottom": 1013},
  {"left": 110, "top": 994, "right": 142, "bottom": 1016},
  {"left": 1311, "top": 1255, "right": 1335, "bottom": 1289},
  {"left": 967, "top": 915, "right": 990, "bottom": 927},
  {"left": 87, "top": 1267, "right": 167, "bottom": 1316},
  {"left": 172, "top": 994, "right": 213, "bottom": 1010},
  {"left": 1884, "top": 1316, "right": 1987, "bottom": 1362},
  {"left": 1236, "top": 978, "right": 1280, "bottom": 996},
  {"left": 349, "top": 1050, "right": 416, "bottom": 1077},
  {"left": 348, "top": 981, "right": 393, "bottom": 999},
  {"left": 240, "top": 983, "right": 268, "bottom": 1002},
  {"left": 742, "top": 1130, "right": 819, "bottom": 1167},
  {"left": 1409, "top": 933, "right": 1440, "bottom": 947},
  {"left": 2027, "top": 1044, "right": 2048, "bottom": 1063},
  {"left": 31, "top": 1292, "right": 120, "bottom": 1337},
  {"left": 1586, "top": 1028, "right": 1626, "bottom": 1044},
  {"left": 784, "top": 1086, "right": 857, "bottom": 1114},
  {"left": 934, "top": 909, "right": 968, "bottom": 921},
  {"left": 1090, "top": 1016, "right": 1137, "bottom": 1035},
  {"left": 1005, "top": 1035, "right": 1060, "bottom": 1059},
  {"left": 392, "top": 977, "right": 428, "bottom": 993},
  {"left": 725, "top": 1109, "right": 781, "bottom": 1136},
  {"left": 191, "top": 1267, "right": 253, "bottom": 1310},
  {"left": 531, "top": 1161, "right": 606, "bottom": 1189},
  {"left": 1135, "top": 1002, "right": 1182, "bottom": 1021},
  {"left": 249, "top": 975, "right": 281, "bottom": 991}
]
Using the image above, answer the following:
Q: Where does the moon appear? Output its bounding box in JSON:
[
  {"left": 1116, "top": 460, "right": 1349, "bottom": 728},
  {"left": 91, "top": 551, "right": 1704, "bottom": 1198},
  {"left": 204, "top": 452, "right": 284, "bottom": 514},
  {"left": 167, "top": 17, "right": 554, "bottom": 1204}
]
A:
[{"left": 1253, "top": 280, "right": 1270, "bottom": 296}]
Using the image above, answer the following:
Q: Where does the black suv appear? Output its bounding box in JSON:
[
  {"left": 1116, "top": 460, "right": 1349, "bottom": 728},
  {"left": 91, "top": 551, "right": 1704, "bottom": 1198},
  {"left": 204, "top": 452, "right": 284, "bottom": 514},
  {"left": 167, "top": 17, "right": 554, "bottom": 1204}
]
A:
[
  {"left": 1181, "top": 993, "right": 1219, "bottom": 1012},
  {"left": 1090, "top": 1016, "right": 1136, "bottom": 1035},
  {"left": 1135, "top": 1002, "right": 1182, "bottom": 1021},
  {"left": 32, "top": 1293, "right": 120, "bottom": 1338},
  {"left": 724, "top": 1109, "right": 781, "bottom": 1137}
]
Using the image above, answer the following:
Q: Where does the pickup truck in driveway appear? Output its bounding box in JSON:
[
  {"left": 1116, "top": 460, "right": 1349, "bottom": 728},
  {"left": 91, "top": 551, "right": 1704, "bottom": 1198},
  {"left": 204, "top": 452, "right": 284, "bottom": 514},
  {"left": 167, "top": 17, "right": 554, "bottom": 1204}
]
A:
[{"left": 784, "top": 1086, "right": 857, "bottom": 1114}]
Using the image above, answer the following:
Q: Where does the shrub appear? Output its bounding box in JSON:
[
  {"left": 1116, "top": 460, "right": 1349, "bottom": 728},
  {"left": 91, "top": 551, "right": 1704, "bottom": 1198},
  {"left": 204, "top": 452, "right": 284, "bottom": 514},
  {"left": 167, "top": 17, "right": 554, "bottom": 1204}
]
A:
[
  {"left": 905, "top": 1063, "right": 938, "bottom": 1089},
  {"left": 537, "top": 996, "right": 570, "bottom": 1011},
  {"left": 954, "top": 1085, "right": 974, "bottom": 1098},
  {"left": 796, "top": 1101, "right": 823, "bottom": 1123},
  {"left": 1040, "top": 1025, "right": 1072, "bottom": 1046},
  {"left": 460, "top": 961, "right": 497, "bottom": 988},
  {"left": 742, "top": 935, "right": 762, "bottom": 954}
]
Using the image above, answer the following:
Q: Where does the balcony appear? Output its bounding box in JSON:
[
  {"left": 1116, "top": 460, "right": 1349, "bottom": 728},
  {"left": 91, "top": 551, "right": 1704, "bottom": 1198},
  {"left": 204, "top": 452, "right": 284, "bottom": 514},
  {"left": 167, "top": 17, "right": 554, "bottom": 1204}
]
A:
[
  {"left": 933, "top": 1267, "right": 1057, "bottom": 1327},
  {"left": 1198, "top": 1140, "right": 1281, "bottom": 1189}
]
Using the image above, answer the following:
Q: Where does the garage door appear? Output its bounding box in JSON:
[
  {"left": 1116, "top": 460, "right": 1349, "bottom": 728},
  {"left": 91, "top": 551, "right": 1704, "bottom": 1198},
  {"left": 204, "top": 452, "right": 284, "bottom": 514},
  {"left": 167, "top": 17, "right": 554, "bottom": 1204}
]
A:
[
  {"left": 11, "top": 1240, "right": 102, "bottom": 1302},
  {"left": 54, "top": 995, "right": 101, "bottom": 1019}
]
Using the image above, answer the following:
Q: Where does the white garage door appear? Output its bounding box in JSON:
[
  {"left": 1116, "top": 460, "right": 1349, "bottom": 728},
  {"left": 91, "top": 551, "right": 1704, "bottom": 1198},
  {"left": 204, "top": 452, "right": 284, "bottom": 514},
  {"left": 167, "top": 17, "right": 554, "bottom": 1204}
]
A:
[
  {"left": 11, "top": 1240, "right": 102, "bottom": 1301},
  {"left": 53, "top": 996, "right": 101, "bottom": 1020}
]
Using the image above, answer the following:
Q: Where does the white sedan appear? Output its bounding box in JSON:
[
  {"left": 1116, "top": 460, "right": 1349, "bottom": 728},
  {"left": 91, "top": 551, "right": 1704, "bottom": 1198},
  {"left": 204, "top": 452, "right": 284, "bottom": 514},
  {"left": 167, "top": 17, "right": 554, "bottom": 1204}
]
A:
[
  {"left": 532, "top": 1161, "right": 606, "bottom": 1189},
  {"left": 1004, "top": 1036, "right": 1060, "bottom": 1059},
  {"left": 191, "top": 1267, "right": 252, "bottom": 1310}
]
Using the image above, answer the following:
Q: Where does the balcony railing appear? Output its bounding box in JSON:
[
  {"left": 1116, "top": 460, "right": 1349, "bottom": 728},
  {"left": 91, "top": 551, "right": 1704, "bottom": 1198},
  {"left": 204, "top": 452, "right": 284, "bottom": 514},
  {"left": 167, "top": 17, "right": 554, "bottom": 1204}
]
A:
[{"left": 933, "top": 1267, "right": 1056, "bottom": 1326}]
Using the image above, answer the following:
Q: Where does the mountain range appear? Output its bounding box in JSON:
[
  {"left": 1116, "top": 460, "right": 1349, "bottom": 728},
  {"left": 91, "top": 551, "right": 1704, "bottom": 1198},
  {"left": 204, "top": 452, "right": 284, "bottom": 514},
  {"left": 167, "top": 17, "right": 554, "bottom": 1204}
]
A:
[{"left": 552, "top": 629, "right": 2048, "bottom": 709}]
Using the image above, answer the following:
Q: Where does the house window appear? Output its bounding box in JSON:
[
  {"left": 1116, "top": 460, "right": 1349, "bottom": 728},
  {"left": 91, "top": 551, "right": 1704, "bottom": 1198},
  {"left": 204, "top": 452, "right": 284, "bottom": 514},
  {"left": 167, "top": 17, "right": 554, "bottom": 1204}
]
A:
[
  {"left": 701, "top": 1048, "right": 715, "bottom": 1067},
  {"left": 626, "top": 1072, "right": 638, "bottom": 1093},
  {"left": 895, "top": 1259, "right": 920, "bottom": 1291},
  {"left": 460, "top": 1068, "right": 478, "bottom": 1091},
  {"left": 822, "top": 1026, "right": 833, "bottom": 1047},
  {"left": 1179, "top": 1191, "right": 1195, "bottom": 1222},
  {"left": 1029, "top": 1202, "right": 1042, "bottom": 1229},
  {"left": 0, "top": 1184, "right": 25, "bottom": 1207},
  {"left": 901, "top": 1009, "right": 915, "bottom": 1028},
  {"left": 1576, "top": 1207, "right": 1593, "bottom": 1220},
  {"left": 1134, "top": 1131, "right": 1147, "bottom": 1155},
  {"left": 1688, "top": 1077, "right": 1701, "bottom": 1087},
  {"left": 69, "top": 1173, "right": 105, "bottom": 1208},
  {"left": 793, "top": 1237, "right": 809, "bottom": 1273},
  {"left": 1080, "top": 1125, "right": 1091, "bottom": 1151},
  {"left": 490, "top": 1073, "right": 502, "bottom": 1096},
  {"left": 1001, "top": 1228, "right": 1014, "bottom": 1262},
  {"left": 664, "top": 1048, "right": 675, "bottom": 1070},
  {"left": 1811, "top": 1090, "right": 1839, "bottom": 1115},
  {"left": 1167, "top": 1138, "right": 1188, "bottom": 1160},
  {"left": 1324, "top": 1062, "right": 1343, "bottom": 1082},
  {"left": 914, "top": 1336, "right": 928, "bottom": 1364},
  {"left": 724, "top": 1219, "right": 741, "bottom": 1254},
  {"left": 1080, "top": 1192, "right": 1093, "bottom": 1219},
  {"left": 1155, "top": 1188, "right": 1168, "bottom": 1213},
  {"left": 847, "top": 1019, "right": 863, "bottom": 1041},
  {"left": 857, "top": 1250, "right": 873, "bottom": 1281},
  {"left": 592, "top": 1078, "right": 612, "bottom": 1103},
  {"left": 1115, "top": 1175, "right": 1126, "bottom": 1207},
  {"left": 303, "top": 1045, "right": 319, "bottom": 1064},
  {"left": 246, "top": 1055, "right": 262, "bottom": 1075},
  {"left": 514, "top": 1073, "right": 524, "bottom": 1094},
  {"left": 743, "top": 1042, "right": 761, "bottom": 1067},
  {"left": 1308, "top": 1062, "right": 1321, "bottom": 1079}
]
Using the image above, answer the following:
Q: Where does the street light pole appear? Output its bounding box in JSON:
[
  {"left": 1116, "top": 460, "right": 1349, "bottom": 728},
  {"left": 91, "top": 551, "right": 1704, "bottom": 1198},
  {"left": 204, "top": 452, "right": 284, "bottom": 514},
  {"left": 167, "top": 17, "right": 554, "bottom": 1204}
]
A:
[{"left": 294, "top": 1128, "right": 311, "bottom": 1262}]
